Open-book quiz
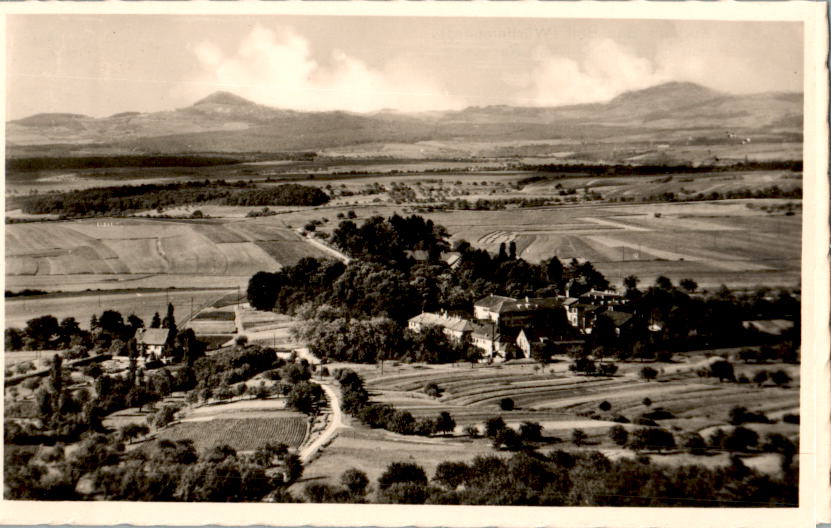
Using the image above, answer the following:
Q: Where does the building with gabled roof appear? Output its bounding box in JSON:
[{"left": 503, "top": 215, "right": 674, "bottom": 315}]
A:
[
  {"left": 473, "top": 294, "right": 518, "bottom": 322},
  {"left": 470, "top": 321, "right": 515, "bottom": 362},
  {"left": 404, "top": 249, "right": 430, "bottom": 263},
  {"left": 408, "top": 312, "right": 474, "bottom": 342},
  {"left": 135, "top": 328, "right": 168, "bottom": 357},
  {"left": 604, "top": 310, "right": 635, "bottom": 336},
  {"left": 440, "top": 251, "right": 462, "bottom": 269}
]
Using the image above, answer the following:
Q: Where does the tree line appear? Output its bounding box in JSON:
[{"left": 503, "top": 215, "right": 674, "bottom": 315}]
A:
[
  {"left": 16, "top": 181, "right": 329, "bottom": 217},
  {"left": 517, "top": 160, "right": 803, "bottom": 182},
  {"left": 8, "top": 155, "right": 242, "bottom": 172}
]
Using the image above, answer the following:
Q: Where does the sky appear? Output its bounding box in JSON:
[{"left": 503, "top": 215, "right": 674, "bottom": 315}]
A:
[{"left": 6, "top": 15, "right": 804, "bottom": 119}]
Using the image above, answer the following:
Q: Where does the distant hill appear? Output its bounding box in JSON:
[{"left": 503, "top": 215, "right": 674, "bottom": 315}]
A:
[{"left": 7, "top": 82, "right": 803, "bottom": 156}]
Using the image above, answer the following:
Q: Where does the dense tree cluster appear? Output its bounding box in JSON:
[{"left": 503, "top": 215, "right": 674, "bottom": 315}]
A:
[
  {"left": 191, "top": 344, "right": 297, "bottom": 391},
  {"left": 331, "top": 214, "right": 450, "bottom": 263},
  {"left": 5, "top": 436, "right": 301, "bottom": 501},
  {"left": 294, "top": 316, "right": 479, "bottom": 364},
  {"left": 17, "top": 181, "right": 328, "bottom": 216},
  {"left": 294, "top": 450, "right": 797, "bottom": 506},
  {"left": 248, "top": 215, "right": 610, "bottom": 364},
  {"left": 595, "top": 278, "right": 799, "bottom": 361}
]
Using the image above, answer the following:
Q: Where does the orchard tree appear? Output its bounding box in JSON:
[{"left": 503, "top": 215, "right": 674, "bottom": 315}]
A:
[
  {"left": 435, "top": 411, "right": 456, "bottom": 436},
  {"left": 639, "top": 366, "right": 658, "bottom": 382},
  {"left": 709, "top": 360, "right": 736, "bottom": 382},
  {"left": 679, "top": 278, "right": 698, "bottom": 293},
  {"left": 770, "top": 369, "right": 792, "bottom": 387}
]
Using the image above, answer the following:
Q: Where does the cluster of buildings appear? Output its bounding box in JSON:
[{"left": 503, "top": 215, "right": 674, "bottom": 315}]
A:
[{"left": 408, "top": 290, "right": 633, "bottom": 362}]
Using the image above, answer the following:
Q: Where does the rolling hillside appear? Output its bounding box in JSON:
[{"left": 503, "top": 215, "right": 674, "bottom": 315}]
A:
[{"left": 7, "top": 82, "right": 802, "bottom": 156}]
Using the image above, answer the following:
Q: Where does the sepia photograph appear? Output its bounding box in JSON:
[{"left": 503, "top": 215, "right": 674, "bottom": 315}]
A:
[{"left": 1, "top": 3, "right": 827, "bottom": 526}]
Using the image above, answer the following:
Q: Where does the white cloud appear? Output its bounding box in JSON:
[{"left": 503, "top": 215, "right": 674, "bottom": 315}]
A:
[
  {"left": 520, "top": 28, "right": 802, "bottom": 107},
  {"left": 519, "top": 39, "right": 670, "bottom": 106},
  {"left": 188, "top": 25, "right": 464, "bottom": 113}
]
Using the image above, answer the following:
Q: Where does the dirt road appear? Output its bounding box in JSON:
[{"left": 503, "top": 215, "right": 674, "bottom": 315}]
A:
[{"left": 299, "top": 380, "right": 345, "bottom": 463}]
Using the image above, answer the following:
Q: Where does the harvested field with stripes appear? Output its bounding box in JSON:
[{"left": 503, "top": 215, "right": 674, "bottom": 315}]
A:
[
  {"left": 158, "top": 414, "right": 308, "bottom": 453},
  {"left": 420, "top": 199, "right": 800, "bottom": 290},
  {"left": 5, "top": 217, "right": 330, "bottom": 281}
]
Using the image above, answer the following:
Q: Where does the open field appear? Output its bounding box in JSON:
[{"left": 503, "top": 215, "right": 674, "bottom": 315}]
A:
[
  {"left": 157, "top": 414, "right": 308, "bottom": 453},
  {"left": 295, "top": 426, "right": 495, "bottom": 490},
  {"left": 421, "top": 200, "right": 801, "bottom": 289},
  {"left": 6, "top": 217, "right": 330, "bottom": 280},
  {"left": 4, "top": 273, "right": 252, "bottom": 292},
  {"left": 5, "top": 289, "right": 231, "bottom": 329}
]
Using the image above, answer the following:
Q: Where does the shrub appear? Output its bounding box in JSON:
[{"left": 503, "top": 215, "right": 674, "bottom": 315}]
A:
[
  {"left": 423, "top": 382, "right": 442, "bottom": 398},
  {"left": 724, "top": 426, "right": 759, "bottom": 452},
  {"left": 484, "top": 417, "right": 506, "bottom": 438},
  {"left": 499, "top": 398, "right": 515, "bottom": 411},
  {"left": 683, "top": 433, "right": 707, "bottom": 455},
  {"left": 571, "top": 429, "right": 587, "bottom": 447},
  {"left": 656, "top": 350, "right": 673, "bottom": 363},
  {"left": 493, "top": 427, "right": 523, "bottom": 451},
  {"left": 598, "top": 401, "right": 612, "bottom": 412},
  {"left": 770, "top": 369, "right": 792, "bottom": 387},
  {"left": 609, "top": 425, "right": 628, "bottom": 447},
  {"left": 341, "top": 468, "right": 369, "bottom": 497},
  {"left": 433, "top": 461, "right": 470, "bottom": 490},
  {"left": 635, "top": 417, "right": 658, "bottom": 427},
  {"left": 639, "top": 366, "right": 658, "bottom": 381},
  {"left": 729, "top": 406, "right": 770, "bottom": 425},
  {"left": 630, "top": 427, "right": 676, "bottom": 452},
  {"left": 783, "top": 413, "right": 800, "bottom": 424},
  {"left": 464, "top": 424, "right": 480, "bottom": 438},
  {"left": 519, "top": 421, "right": 543, "bottom": 442},
  {"left": 378, "top": 462, "right": 428, "bottom": 491},
  {"left": 642, "top": 408, "right": 675, "bottom": 420}
]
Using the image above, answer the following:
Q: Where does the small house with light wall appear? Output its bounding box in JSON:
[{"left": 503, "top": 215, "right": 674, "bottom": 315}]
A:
[{"left": 136, "top": 328, "right": 168, "bottom": 358}]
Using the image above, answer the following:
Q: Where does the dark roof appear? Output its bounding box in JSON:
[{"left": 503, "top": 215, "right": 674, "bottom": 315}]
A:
[
  {"left": 136, "top": 328, "right": 168, "bottom": 346},
  {"left": 470, "top": 321, "right": 498, "bottom": 339},
  {"left": 605, "top": 311, "right": 634, "bottom": 327},
  {"left": 528, "top": 297, "right": 563, "bottom": 310},
  {"left": 474, "top": 294, "right": 517, "bottom": 312}
]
